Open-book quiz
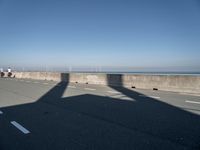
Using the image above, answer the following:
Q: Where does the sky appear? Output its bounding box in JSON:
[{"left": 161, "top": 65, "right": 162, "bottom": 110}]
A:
[{"left": 0, "top": 0, "right": 200, "bottom": 72}]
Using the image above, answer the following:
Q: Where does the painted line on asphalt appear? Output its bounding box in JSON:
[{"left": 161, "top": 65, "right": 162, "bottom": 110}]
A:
[
  {"left": 107, "top": 91, "right": 121, "bottom": 94},
  {"left": 10, "top": 121, "right": 30, "bottom": 134},
  {"left": 139, "top": 95, "right": 146, "bottom": 97},
  {"left": 185, "top": 100, "right": 200, "bottom": 105},
  {"left": 43, "top": 83, "right": 49, "bottom": 85},
  {"left": 139, "top": 95, "right": 160, "bottom": 99},
  {"left": 180, "top": 93, "right": 200, "bottom": 97},
  {"left": 0, "top": 110, "right": 3, "bottom": 114},
  {"left": 150, "top": 96, "right": 160, "bottom": 99},
  {"left": 68, "top": 86, "right": 76, "bottom": 88},
  {"left": 34, "top": 81, "right": 39, "bottom": 83},
  {"left": 85, "top": 88, "right": 96, "bottom": 91}
]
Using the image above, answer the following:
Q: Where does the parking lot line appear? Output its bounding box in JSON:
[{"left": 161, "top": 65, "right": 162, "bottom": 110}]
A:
[
  {"left": 185, "top": 100, "right": 200, "bottom": 105},
  {"left": 68, "top": 86, "right": 76, "bottom": 88},
  {"left": 11, "top": 121, "right": 30, "bottom": 134},
  {"left": 139, "top": 95, "right": 160, "bottom": 99},
  {"left": 43, "top": 83, "right": 49, "bottom": 85},
  {"left": 107, "top": 91, "right": 120, "bottom": 94},
  {"left": 85, "top": 88, "right": 96, "bottom": 91}
]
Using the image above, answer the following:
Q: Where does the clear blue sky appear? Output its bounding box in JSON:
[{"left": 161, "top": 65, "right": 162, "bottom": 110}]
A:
[{"left": 0, "top": 0, "right": 200, "bottom": 71}]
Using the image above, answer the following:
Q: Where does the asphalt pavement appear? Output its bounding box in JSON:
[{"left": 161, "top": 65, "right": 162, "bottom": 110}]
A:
[{"left": 0, "top": 78, "right": 200, "bottom": 150}]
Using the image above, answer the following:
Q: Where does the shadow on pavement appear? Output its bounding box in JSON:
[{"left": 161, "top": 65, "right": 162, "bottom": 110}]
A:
[{"left": 0, "top": 74, "right": 200, "bottom": 150}]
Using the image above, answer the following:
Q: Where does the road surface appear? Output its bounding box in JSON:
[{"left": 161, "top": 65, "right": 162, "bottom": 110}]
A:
[{"left": 0, "top": 78, "right": 200, "bottom": 150}]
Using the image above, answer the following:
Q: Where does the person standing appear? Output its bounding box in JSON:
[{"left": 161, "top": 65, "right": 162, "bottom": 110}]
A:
[
  {"left": 0, "top": 68, "right": 4, "bottom": 77},
  {"left": 7, "top": 67, "right": 12, "bottom": 77}
]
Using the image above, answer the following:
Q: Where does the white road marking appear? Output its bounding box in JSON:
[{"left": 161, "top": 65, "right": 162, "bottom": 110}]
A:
[
  {"left": 107, "top": 91, "right": 121, "bottom": 94},
  {"left": 180, "top": 93, "right": 200, "bottom": 97},
  {"left": 149, "top": 96, "right": 160, "bottom": 99},
  {"left": 10, "top": 121, "right": 30, "bottom": 134},
  {"left": 34, "top": 81, "right": 39, "bottom": 83},
  {"left": 185, "top": 100, "right": 200, "bottom": 105},
  {"left": 85, "top": 88, "right": 96, "bottom": 91},
  {"left": 0, "top": 110, "right": 3, "bottom": 114},
  {"left": 121, "top": 97, "right": 134, "bottom": 101},
  {"left": 139, "top": 95, "right": 160, "bottom": 99},
  {"left": 68, "top": 86, "right": 76, "bottom": 88},
  {"left": 139, "top": 95, "right": 146, "bottom": 97},
  {"left": 108, "top": 94, "right": 134, "bottom": 101},
  {"left": 109, "top": 94, "right": 123, "bottom": 97},
  {"left": 43, "top": 83, "right": 49, "bottom": 85}
]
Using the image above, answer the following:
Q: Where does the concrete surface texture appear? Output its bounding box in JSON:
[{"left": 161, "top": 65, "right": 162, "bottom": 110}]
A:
[
  {"left": 0, "top": 77, "right": 200, "bottom": 150},
  {"left": 13, "top": 72, "right": 200, "bottom": 94}
]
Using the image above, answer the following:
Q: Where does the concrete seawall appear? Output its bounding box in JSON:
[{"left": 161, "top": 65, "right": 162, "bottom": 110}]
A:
[{"left": 13, "top": 72, "right": 200, "bottom": 94}]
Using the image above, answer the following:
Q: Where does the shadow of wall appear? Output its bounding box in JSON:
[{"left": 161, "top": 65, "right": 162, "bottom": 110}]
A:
[
  {"left": 106, "top": 74, "right": 123, "bottom": 87},
  {"left": 60, "top": 73, "right": 69, "bottom": 82},
  {"left": 0, "top": 73, "right": 200, "bottom": 149}
]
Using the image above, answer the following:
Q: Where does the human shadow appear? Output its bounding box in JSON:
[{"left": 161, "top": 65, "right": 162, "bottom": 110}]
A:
[{"left": 0, "top": 73, "right": 200, "bottom": 150}]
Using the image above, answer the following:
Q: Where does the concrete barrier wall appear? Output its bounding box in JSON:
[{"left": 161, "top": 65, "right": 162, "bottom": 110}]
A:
[
  {"left": 14, "top": 72, "right": 46, "bottom": 80},
  {"left": 69, "top": 73, "right": 107, "bottom": 85},
  {"left": 12, "top": 72, "right": 200, "bottom": 94},
  {"left": 123, "top": 75, "right": 200, "bottom": 94}
]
